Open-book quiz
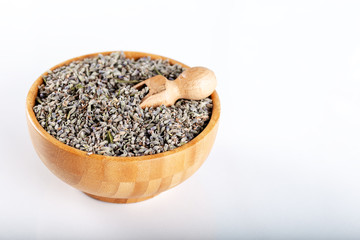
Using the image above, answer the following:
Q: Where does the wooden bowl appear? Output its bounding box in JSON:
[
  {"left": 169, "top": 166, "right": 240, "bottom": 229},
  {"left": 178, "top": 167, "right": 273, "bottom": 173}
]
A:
[{"left": 26, "top": 51, "right": 220, "bottom": 203}]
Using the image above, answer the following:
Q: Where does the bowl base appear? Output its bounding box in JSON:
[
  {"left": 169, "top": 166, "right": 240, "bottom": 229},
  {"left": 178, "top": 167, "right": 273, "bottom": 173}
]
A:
[{"left": 84, "top": 192, "right": 157, "bottom": 204}]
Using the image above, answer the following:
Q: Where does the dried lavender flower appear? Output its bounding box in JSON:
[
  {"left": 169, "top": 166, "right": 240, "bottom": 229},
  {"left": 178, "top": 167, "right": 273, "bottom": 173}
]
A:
[{"left": 33, "top": 52, "right": 213, "bottom": 157}]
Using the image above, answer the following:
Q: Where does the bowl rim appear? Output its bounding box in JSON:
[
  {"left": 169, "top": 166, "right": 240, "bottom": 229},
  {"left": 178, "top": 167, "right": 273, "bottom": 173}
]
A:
[{"left": 26, "top": 51, "right": 220, "bottom": 162}]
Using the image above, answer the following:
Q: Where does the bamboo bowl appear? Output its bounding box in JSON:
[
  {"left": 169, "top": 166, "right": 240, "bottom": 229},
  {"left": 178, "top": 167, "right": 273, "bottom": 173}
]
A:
[{"left": 26, "top": 51, "right": 220, "bottom": 203}]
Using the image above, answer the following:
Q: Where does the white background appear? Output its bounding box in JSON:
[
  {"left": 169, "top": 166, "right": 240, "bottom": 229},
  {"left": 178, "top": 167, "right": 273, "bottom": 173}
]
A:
[{"left": 1, "top": 0, "right": 360, "bottom": 239}]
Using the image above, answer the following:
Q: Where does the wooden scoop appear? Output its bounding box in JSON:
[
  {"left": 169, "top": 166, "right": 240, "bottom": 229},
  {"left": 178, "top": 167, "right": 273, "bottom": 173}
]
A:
[{"left": 134, "top": 67, "right": 216, "bottom": 108}]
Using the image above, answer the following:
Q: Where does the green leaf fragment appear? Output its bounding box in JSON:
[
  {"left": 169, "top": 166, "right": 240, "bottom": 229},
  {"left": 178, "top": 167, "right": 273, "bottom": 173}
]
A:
[
  {"left": 36, "top": 97, "right": 43, "bottom": 104},
  {"left": 154, "top": 67, "right": 162, "bottom": 76},
  {"left": 107, "top": 131, "right": 114, "bottom": 143},
  {"left": 70, "top": 84, "right": 83, "bottom": 92},
  {"left": 67, "top": 106, "right": 76, "bottom": 119},
  {"left": 75, "top": 83, "right": 84, "bottom": 89},
  {"left": 116, "top": 80, "right": 142, "bottom": 84},
  {"left": 42, "top": 75, "right": 47, "bottom": 85}
]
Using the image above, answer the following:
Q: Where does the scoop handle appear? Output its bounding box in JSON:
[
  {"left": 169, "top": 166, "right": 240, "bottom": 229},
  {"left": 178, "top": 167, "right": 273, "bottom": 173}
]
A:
[{"left": 171, "top": 67, "right": 217, "bottom": 100}]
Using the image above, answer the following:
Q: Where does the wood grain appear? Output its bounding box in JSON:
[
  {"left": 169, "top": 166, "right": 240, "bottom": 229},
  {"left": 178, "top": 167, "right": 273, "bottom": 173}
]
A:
[
  {"left": 134, "top": 66, "right": 217, "bottom": 108},
  {"left": 26, "top": 51, "right": 221, "bottom": 203}
]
